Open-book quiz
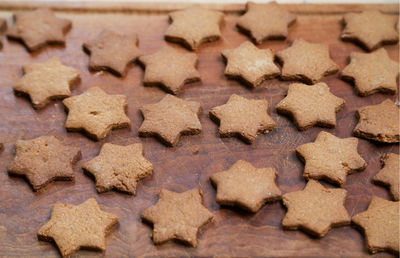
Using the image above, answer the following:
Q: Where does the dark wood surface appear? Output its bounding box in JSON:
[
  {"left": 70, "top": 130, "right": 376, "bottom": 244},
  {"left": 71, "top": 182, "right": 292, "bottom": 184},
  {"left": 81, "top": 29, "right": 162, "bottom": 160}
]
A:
[{"left": 0, "top": 2, "right": 398, "bottom": 257}]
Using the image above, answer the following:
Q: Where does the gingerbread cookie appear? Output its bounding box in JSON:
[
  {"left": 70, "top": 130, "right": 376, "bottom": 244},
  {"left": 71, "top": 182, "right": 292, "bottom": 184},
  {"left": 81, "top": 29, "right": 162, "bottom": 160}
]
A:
[
  {"left": 138, "top": 94, "right": 201, "bottom": 147},
  {"left": 13, "top": 56, "right": 80, "bottom": 109},
  {"left": 373, "top": 153, "right": 399, "bottom": 201},
  {"left": 353, "top": 99, "right": 399, "bottom": 143},
  {"left": 83, "top": 143, "right": 152, "bottom": 194},
  {"left": 83, "top": 30, "right": 142, "bottom": 77},
  {"left": 141, "top": 189, "right": 213, "bottom": 247},
  {"left": 7, "top": 8, "right": 71, "bottom": 51},
  {"left": 7, "top": 135, "right": 81, "bottom": 191},
  {"left": 63, "top": 87, "right": 130, "bottom": 141},
  {"left": 352, "top": 196, "right": 399, "bottom": 254},
  {"left": 210, "top": 160, "right": 281, "bottom": 212},
  {"left": 342, "top": 10, "right": 399, "bottom": 51},
  {"left": 276, "top": 82, "right": 345, "bottom": 130},
  {"left": 282, "top": 180, "right": 351, "bottom": 237},
  {"left": 296, "top": 131, "right": 366, "bottom": 186},
  {"left": 276, "top": 39, "right": 338, "bottom": 84},
  {"left": 38, "top": 198, "right": 118, "bottom": 257},
  {"left": 221, "top": 41, "right": 280, "bottom": 87},
  {"left": 139, "top": 46, "right": 200, "bottom": 94},
  {"left": 165, "top": 6, "right": 224, "bottom": 50},
  {"left": 0, "top": 18, "right": 7, "bottom": 49},
  {"left": 209, "top": 94, "right": 275, "bottom": 143},
  {"left": 341, "top": 48, "right": 399, "bottom": 96},
  {"left": 236, "top": 1, "right": 296, "bottom": 44}
]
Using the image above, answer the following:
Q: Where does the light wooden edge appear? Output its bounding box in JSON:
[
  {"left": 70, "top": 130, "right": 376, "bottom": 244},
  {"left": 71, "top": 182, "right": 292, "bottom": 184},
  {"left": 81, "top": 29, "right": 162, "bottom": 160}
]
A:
[{"left": 0, "top": 1, "right": 397, "bottom": 15}]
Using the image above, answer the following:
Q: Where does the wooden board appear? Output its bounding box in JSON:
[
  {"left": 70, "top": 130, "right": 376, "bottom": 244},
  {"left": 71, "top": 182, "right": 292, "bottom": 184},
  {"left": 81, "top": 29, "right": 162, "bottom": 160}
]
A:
[{"left": 0, "top": 2, "right": 398, "bottom": 257}]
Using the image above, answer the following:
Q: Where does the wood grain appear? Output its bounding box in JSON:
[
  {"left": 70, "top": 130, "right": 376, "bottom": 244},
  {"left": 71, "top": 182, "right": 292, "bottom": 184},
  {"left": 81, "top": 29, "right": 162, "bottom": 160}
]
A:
[{"left": 0, "top": 2, "right": 398, "bottom": 257}]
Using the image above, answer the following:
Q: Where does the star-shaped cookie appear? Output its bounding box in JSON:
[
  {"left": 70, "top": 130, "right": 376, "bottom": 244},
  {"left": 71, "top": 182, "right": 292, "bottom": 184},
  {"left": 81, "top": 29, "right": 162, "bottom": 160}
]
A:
[
  {"left": 83, "top": 143, "right": 152, "bottom": 195},
  {"left": 341, "top": 10, "right": 399, "bottom": 51},
  {"left": 38, "top": 198, "right": 118, "bottom": 257},
  {"left": 276, "top": 39, "right": 338, "bottom": 84},
  {"left": 139, "top": 46, "right": 200, "bottom": 94},
  {"left": 209, "top": 94, "right": 275, "bottom": 143},
  {"left": 63, "top": 87, "right": 131, "bottom": 141},
  {"left": 221, "top": 41, "right": 280, "bottom": 87},
  {"left": 341, "top": 48, "right": 399, "bottom": 96},
  {"left": 141, "top": 189, "right": 213, "bottom": 247},
  {"left": 296, "top": 131, "right": 366, "bottom": 186},
  {"left": 236, "top": 1, "right": 296, "bottom": 44},
  {"left": 83, "top": 30, "right": 142, "bottom": 77},
  {"left": 276, "top": 82, "right": 345, "bottom": 130},
  {"left": 138, "top": 94, "right": 201, "bottom": 147},
  {"left": 7, "top": 135, "right": 81, "bottom": 191},
  {"left": 210, "top": 160, "right": 281, "bottom": 212},
  {"left": 373, "top": 153, "right": 399, "bottom": 201},
  {"left": 353, "top": 99, "right": 399, "bottom": 143},
  {"left": 282, "top": 180, "right": 351, "bottom": 237},
  {"left": 6, "top": 8, "right": 72, "bottom": 51},
  {"left": 352, "top": 196, "right": 399, "bottom": 254},
  {"left": 13, "top": 56, "right": 80, "bottom": 109},
  {"left": 164, "top": 6, "right": 224, "bottom": 50}
]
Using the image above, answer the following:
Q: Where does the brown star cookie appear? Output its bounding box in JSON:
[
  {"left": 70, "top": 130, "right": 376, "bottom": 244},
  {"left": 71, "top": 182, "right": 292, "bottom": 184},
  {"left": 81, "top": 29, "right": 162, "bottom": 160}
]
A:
[
  {"left": 138, "top": 94, "right": 201, "bottom": 147},
  {"left": 341, "top": 48, "right": 399, "bottom": 96},
  {"left": 236, "top": 1, "right": 296, "bottom": 44},
  {"left": 221, "top": 41, "right": 280, "bottom": 87},
  {"left": 296, "top": 131, "right": 366, "bottom": 186},
  {"left": 6, "top": 8, "right": 71, "bottom": 51},
  {"left": 373, "top": 153, "right": 399, "bottom": 201},
  {"left": 139, "top": 46, "right": 200, "bottom": 94},
  {"left": 83, "top": 30, "right": 142, "bottom": 77},
  {"left": 282, "top": 180, "right": 351, "bottom": 237},
  {"left": 209, "top": 94, "right": 275, "bottom": 143},
  {"left": 342, "top": 10, "right": 399, "bottom": 51},
  {"left": 210, "top": 160, "right": 281, "bottom": 212},
  {"left": 276, "top": 39, "right": 338, "bottom": 84},
  {"left": 38, "top": 198, "right": 118, "bottom": 257},
  {"left": 13, "top": 56, "right": 80, "bottom": 109},
  {"left": 165, "top": 6, "right": 224, "bottom": 50},
  {"left": 63, "top": 87, "right": 130, "bottom": 141},
  {"left": 353, "top": 99, "right": 399, "bottom": 143},
  {"left": 7, "top": 135, "right": 81, "bottom": 191},
  {"left": 276, "top": 82, "right": 345, "bottom": 130},
  {"left": 352, "top": 196, "right": 399, "bottom": 254},
  {"left": 141, "top": 189, "right": 213, "bottom": 247},
  {"left": 0, "top": 18, "right": 8, "bottom": 49},
  {"left": 83, "top": 143, "right": 152, "bottom": 195}
]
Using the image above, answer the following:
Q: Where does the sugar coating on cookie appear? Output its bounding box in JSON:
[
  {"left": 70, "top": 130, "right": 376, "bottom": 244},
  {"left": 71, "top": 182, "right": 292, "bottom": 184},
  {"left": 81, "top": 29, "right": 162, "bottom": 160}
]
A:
[
  {"left": 6, "top": 8, "right": 71, "bottom": 51},
  {"left": 63, "top": 87, "right": 131, "bottom": 141},
  {"left": 353, "top": 99, "right": 399, "bottom": 143},
  {"left": 139, "top": 46, "right": 200, "bottom": 94},
  {"left": 210, "top": 160, "right": 282, "bottom": 212},
  {"left": 38, "top": 198, "right": 118, "bottom": 257},
  {"left": 352, "top": 196, "right": 399, "bottom": 254},
  {"left": 373, "top": 153, "right": 399, "bottom": 201},
  {"left": 221, "top": 41, "right": 280, "bottom": 87},
  {"left": 141, "top": 189, "right": 213, "bottom": 247},
  {"left": 83, "top": 143, "right": 152, "bottom": 194},
  {"left": 236, "top": 1, "right": 296, "bottom": 44},
  {"left": 13, "top": 56, "right": 80, "bottom": 109},
  {"left": 276, "top": 39, "right": 338, "bottom": 84},
  {"left": 282, "top": 180, "right": 351, "bottom": 237},
  {"left": 276, "top": 82, "right": 345, "bottom": 131},
  {"left": 7, "top": 135, "right": 81, "bottom": 191}
]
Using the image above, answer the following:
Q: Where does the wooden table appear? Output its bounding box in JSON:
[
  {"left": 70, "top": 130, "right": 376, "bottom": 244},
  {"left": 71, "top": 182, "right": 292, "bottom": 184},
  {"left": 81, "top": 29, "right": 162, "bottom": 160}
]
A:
[{"left": 0, "top": 2, "right": 398, "bottom": 257}]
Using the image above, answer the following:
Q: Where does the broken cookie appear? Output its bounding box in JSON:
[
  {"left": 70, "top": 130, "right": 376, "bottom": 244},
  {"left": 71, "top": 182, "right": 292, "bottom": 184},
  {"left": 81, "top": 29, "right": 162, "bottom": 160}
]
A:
[
  {"left": 210, "top": 160, "right": 281, "bottom": 212},
  {"left": 63, "top": 87, "right": 131, "bottom": 141},
  {"left": 221, "top": 41, "right": 280, "bottom": 87},
  {"left": 353, "top": 99, "right": 399, "bottom": 143},
  {"left": 13, "top": 56, "right": 80, "bottom": 109},
  {"left": 7, "top": 135, "right": 81, "bottom": 191},
  {"left": 373, "top": 153, "right": 399, "bottom": 201},
  {"left": 83, "top": 143, "right": 152, "bottom": 194}
]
